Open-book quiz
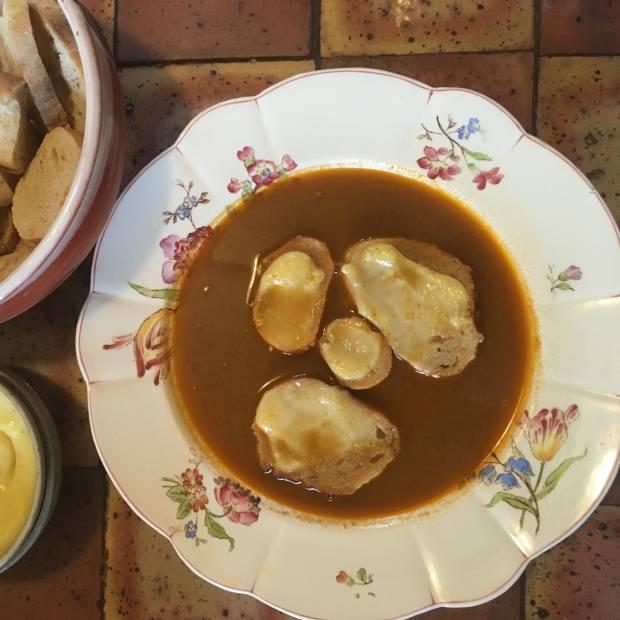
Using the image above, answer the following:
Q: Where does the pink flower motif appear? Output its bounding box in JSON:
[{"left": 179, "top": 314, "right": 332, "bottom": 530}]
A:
[
  {"left": 281, "top": 154, "right": 297, "bottom": 172},
  {"left": 472, "top": 166, "right": 504, "bottom": 190},
  {"left": 104, "top": 308, "right": 174, "bottom": 385},
  {"left": 559, "top": 265, "right": 582, "bottom": 282},
  {"left": 521, "top": 405, "right": 580, "bottom": 462},
  {"left": 417, "top": 145, "right": 461, "bottom": 181},
  {"left": 237, "top": 146, "right": 254, "bottom": 161},
  {"left": 159, "top": 226, "right": 213, "bottom": 284},
  {"left": 227, "top": 178, "right": 242, "bottom": 193},
  {"left": 181, "top": 467, "right": 204, "bottom": 491},
  {"left": 336, "top": 570, "right": 349, "bottom": 584},
  {"left": 247, "top": 159, "right": 279, "bottom": 187},
  {"left": 214, "top": 477, "right": 261, "bottom": 525}
]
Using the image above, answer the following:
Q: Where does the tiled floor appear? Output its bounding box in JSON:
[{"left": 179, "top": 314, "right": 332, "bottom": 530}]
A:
[{"left": 1, "top": 1, "right": 619, "bottom": 619}]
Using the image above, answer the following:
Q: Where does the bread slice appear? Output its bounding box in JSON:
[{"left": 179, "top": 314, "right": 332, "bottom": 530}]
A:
[
  {"left": 0, "top": 172, "right": 16, "bottom": 207},
  {"left": 0, "top": 239, "right": 32, "bottom": 281},
  {"left": 319, "top": 315, "right": 393, "bottom": 390},
  {"left": 342, "top": 238, "right": 483, "bottom": 377},
  {"left": 2, "top": 0, "right": 67, "bottom": 130},
  {"left": 252, "top": 236, "right": 334, "bottom": 353},
  {"left": 0, "top": 207, "right": 19, "bottom": 255},
  {"left": 0, "top": 71, "right": 38, "bottom": 173},
  {"left": 12, "top": 126, "right": 81, "bottom": 241},
  {"left": 253, "top": 377, "right": 400, "bottom": 496},
  {"left": 29, "top": 0, "right": 85, "bottom": 131}
]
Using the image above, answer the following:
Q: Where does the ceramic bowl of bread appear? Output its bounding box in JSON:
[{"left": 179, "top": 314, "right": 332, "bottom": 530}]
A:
[
  {"left": 77, "top": 69, "right": 619, "bottom": 619},
  {"left": 0, "top": 0, "right": 124, "bottom": 322}
]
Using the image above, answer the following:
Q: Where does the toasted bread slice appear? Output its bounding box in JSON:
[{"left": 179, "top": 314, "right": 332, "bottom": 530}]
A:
[
  {"left": 342, "top": 238, "right": 483, "bottom": 377},
  {"left": 29, "top": 0, "right": 85, "bottom": 131},
  {"left": 0, "top": 71, "right": 38, "bottom": 173},
  {"left": 319, "top": 315, "right": 393, "bottom": 389},
  {"left": 0, "top": 171, "right": 16, "bottom": 207},
  {"left": 0, "top": 239, "right": 32, "bottom": 280},
  {"left": 253, "top": 377, "right": 400, "bottom": 496},
  {"left": 12, "top": 126, "right": 81, "bottom": 241},
  {"left": 3, "top": 0, "right": 67, "bottom": 130},
  {"left": 0, "top": 207, "right": 18, "bottom": 255},
  {"left": 252, "top": 236, "right": 334, "bottom": 353}
]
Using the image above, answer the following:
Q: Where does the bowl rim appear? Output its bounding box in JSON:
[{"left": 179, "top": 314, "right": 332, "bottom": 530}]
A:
[
  {"left": 0, "top": 0, "right": 103, "bottom": 303},
  {"left": 77, "top": 67, "right": 620, "bottom": 619},
  {"left": 0, "top": 373, "right": 46, "bottom": 570}
]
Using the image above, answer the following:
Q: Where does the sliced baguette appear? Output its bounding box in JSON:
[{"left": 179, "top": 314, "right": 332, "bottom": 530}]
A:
[
  {"left": 253, "top": 377, "right": 400, "bottom": 495},
  {"left": 3, "top": 0, "right": 67, "bottom": 130},
  {"left": 12, "top": 126, "right": 81, "bottom": 241},
  {"left": 0, "top": 70, "right": 38, "bottom": 173},
  {"left": 0, "top": 207, "right": 19, "bottom": 255},
  {"left": 343, "top": 238, "right": 483, "bottom": 377},
  {"left": 319, "top": 315, "right": 393, "bottom": 390},
  {"left": 252, "top": 236, "right": 334, "bottom": 353},
  {"left": 0, "top": 239, "right": 32, "bottom": 280},
  {"left": 29, "top": 0, "right": 85, "bottom": 131},
  {"left": 0, "top": 172, "right": 16, "bottom": 207}
]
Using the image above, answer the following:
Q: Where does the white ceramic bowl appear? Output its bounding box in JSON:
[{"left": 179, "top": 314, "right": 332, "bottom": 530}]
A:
[
  {"left": 77, "top": 69, "right": 620, "bottom": 619},
  {"left": 0, "top": 0, "right": 124, "bottom": 322}
]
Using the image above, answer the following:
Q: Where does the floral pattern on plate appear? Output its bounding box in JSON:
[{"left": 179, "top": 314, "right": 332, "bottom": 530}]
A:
[
  {"left": 479, "top": 404, "right": 587, "bottom": 533},
  {"left": 228, "top": 146, "right": 297, "bottom": 197},
  {"left": 102, "top": 180, "right": 213, "bottom": 384},
  {"left": 336, "top": 568, "right": 375, "bottom": 599},
  {"left": 164, "top": 452, "right": 261, "bottom": 551},
  {"left": 547, "top": 264, "right": 583, "bottom": 293},
  {"left": 417, "top": 116, "right": 504, "bottom": 189}
]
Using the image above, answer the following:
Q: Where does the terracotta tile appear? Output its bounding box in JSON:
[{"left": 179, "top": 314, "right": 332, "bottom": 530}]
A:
[
  {"left": 321, "top": 0, "right": 533, "bottom": 56},
  {"left": 323, "top": 52, "right": 534, "bottom": 130},
  {"left": 118, "top": 0, "right": 311, "bottom": 63},
  {"left": 425, "top": 578, "right": 522, "bottom": 618},
  {"left": 120, "top": 60, "right": 314, "bottom": 183},
  {"left": 0, "top": 261, "right": 97, "bottom": 467},
  {"left": 104, "top": 486, "right": 289, "bottom": 619},
  {"left": 603, "top": 471, "right": 620, "bottom": 506},
  {"left": 525, "top": 505, "right": 620, "bottom": 620},
  {"left": 0, "top": 468, "right": 105, "bottom": 618},
  {"left": 537, "top": 57, "right": 620, "bottom": 224},
  {"left": 541, "top": 0, "right": 620, "bottom": 54},
  {"left": 80, "top": 0, "right": 115, "bottom": 50}
]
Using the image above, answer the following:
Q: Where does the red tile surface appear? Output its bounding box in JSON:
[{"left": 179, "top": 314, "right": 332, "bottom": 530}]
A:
[
  {"left": 120, "top": 60, "right": 314, "bottom": 182},
  {"left": 104, "top": 487, "right": 288, "bottom": 619},
  {"left": 80, "top": 0, "right": 115, "bottom": 49},
  {"left": 0, "top": 262, "right": 96, "bottom": 467},
  {"left": 323, "top": 51, "right": 534, "bottom": 130},
  {"left": 118, "top": 0, "right": 311, "bottom": 63},
  {"left": 0, "top": 469, "right": 105, "bottom": 618},
  {"left": 541, "top": 0, "right": 620, "bottom": 54},
  {"left": 321, "top": 0, "right": 533, "bottom": 56},
  {"left": 525, "top": 505, "right": 620, "bottom": 620},
  {"left": 537, "top": 56, "right": 620, "bottom": 222}
]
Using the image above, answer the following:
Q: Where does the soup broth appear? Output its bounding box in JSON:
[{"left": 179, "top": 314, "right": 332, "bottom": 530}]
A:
[{"left": 172, "top": 167, "right": 535, "bottom": 519}]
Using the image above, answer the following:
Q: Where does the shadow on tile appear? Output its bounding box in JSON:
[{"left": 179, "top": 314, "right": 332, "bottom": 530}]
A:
[{"left": 0, "top": 469, "right": 105, "bottom": 619}]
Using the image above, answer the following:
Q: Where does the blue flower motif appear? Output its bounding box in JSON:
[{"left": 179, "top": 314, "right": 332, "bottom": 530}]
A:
[
  {"left": 184, "top": 520, "right": 198, "bottom": 539},
  {"left": 457, "top": 117, "right": 481, "bottom": 140},
  {"left": 479, "top": 464, "right": 497, "bottom": 485},
  {"left": 505, "top": 457, "right": 534, "bottom": 477},
  {"left": 496, "top": 472, "right": 520, "bottom": 490}
]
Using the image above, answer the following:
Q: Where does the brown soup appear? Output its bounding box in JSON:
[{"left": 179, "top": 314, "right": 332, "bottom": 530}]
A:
[{"left": 172, "top": 167, "right": 536, "bottom": 519}]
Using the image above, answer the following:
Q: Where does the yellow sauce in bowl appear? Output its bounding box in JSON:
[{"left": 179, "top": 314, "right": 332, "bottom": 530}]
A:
[{"left": 0, "top": 389, "right": 38, "bottom": 559}]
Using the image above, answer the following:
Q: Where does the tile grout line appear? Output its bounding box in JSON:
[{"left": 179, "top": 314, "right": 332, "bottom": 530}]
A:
[
  {"left": 531, "top": 0, "right": 542, "bottom": 136},
  {"left": 311, "top": 0, "right": 322, "bottom": 69},
  {"left": 115, "top": 48, "right": 542, "bottom": 70},
  {"left": 99, "top": 472, "right": 109, "bottom": 620},
  {"left": 112, "top": 0, "right": 119, "bottom": 63}
]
